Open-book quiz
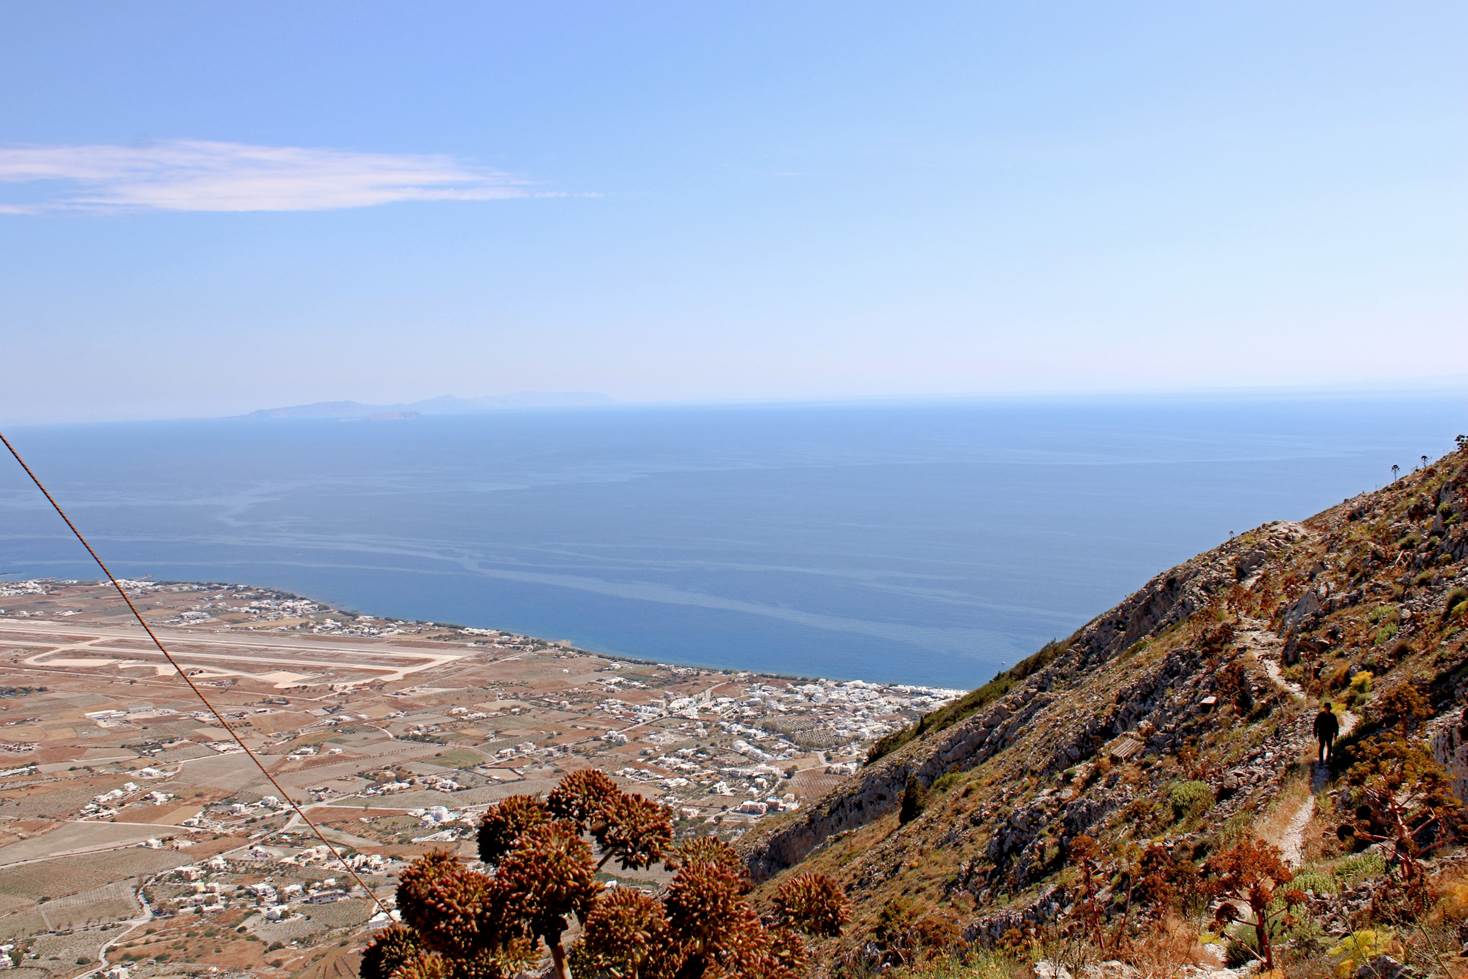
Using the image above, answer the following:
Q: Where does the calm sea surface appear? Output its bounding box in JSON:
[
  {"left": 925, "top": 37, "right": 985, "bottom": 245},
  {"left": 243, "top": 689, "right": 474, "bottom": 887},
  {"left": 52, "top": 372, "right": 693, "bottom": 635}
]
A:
[{"left": 1, "top": 397, "right": 1461, "bottom": 687}]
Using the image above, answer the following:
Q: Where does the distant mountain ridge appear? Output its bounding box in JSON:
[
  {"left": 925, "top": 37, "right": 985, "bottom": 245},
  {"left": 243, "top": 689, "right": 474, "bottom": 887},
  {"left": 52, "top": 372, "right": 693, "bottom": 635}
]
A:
[{"left": 242, "top": 392, "right": 613, "bottom": 420}]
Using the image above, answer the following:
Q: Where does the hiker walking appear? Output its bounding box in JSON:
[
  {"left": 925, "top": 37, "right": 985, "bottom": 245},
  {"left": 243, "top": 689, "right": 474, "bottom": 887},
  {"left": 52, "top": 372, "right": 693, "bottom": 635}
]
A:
[{"left": 1314, "top": 702, "right": 1340, "bottom": 764}]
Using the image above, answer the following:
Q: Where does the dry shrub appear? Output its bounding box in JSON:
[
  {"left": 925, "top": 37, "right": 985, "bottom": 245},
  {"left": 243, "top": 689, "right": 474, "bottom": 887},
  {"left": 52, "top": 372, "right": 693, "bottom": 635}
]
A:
[
  {"left": 366, "top": 771, "right": 848, "bottom": 979},
  {"left": 1337, "top": 695, "right": 1464, "bottom": 911},
  {"left": 1119, "top": 914, "right": 1207, "bottom": 978},
  {"left": 868, "top": 898, "right": 963, "bottom": 968},
  {"left": 1205, "top": 836, "right": 1302, "bottom": 971},
  {"left": 1430, "top": 872, "right": 1468, "bottom": 925}
]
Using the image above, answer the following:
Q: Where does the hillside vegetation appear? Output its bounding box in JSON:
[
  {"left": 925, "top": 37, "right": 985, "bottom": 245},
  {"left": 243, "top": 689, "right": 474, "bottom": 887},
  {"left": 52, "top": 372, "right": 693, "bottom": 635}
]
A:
[{"left": 742, "top": 438, "right": 1468, "bottom": 978}]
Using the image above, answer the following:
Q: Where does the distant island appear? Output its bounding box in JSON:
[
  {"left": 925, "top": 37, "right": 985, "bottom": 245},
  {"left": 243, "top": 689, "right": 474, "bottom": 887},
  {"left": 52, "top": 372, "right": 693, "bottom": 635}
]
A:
[{"left": 242, "top": 392, "right": 614, "bottom": 421}]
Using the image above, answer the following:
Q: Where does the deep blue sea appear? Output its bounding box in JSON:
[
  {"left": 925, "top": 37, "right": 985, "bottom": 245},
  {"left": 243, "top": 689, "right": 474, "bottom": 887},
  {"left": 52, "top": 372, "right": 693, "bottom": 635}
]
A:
[{"left": 1, "top": 397, "right": 1462, "bottom": 687}]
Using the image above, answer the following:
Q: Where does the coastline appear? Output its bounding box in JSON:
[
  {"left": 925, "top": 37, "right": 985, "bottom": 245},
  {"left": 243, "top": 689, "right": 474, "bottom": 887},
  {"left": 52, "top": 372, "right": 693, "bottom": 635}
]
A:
[
  {"left": 0, "top": 575, "right": 966, "bottom": 698},
  {"left": 0, "top": 575, "right": 960, "bottom": 976}
]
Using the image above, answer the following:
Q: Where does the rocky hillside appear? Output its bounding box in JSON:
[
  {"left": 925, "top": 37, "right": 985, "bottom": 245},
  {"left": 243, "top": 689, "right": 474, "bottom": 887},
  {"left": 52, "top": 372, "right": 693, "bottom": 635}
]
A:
[{"left": 744, "top": 438, "right": 1468, "bottom": 976}]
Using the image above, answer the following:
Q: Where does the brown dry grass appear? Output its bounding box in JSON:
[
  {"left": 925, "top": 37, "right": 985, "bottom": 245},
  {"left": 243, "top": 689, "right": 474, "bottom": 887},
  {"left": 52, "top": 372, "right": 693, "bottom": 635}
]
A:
[
  {"left": 1119, "top": 915, "right": 1212, "bottom": 978},
  {"left": 1252, "top": 771, "right": 1312, "bottom": 851}
]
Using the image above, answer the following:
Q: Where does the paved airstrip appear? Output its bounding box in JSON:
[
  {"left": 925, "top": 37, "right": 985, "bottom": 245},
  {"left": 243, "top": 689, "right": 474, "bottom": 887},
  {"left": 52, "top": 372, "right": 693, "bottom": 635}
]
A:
[{"left": 0, "top": 619, "right": 465, "bottom": 689}]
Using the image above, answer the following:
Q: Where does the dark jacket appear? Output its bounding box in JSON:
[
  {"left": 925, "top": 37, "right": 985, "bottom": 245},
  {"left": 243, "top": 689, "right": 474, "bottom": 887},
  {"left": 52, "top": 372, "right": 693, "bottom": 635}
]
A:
[{"left": 1314, "top": 709, "right": 1340, "bottom": 742}]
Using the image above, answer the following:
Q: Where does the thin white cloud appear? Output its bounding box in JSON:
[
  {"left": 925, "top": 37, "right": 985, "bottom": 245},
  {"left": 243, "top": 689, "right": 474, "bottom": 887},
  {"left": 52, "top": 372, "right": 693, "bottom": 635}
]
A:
[{"left": 0, "top": 139, "right": 539, "bottom": 214}]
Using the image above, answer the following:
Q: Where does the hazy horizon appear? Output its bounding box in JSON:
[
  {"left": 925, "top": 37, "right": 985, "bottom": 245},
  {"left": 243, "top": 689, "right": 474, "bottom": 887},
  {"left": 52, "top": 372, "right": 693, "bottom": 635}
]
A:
[
  {"left": 3, "top": 377, "right": 1466, "bottom": 429},
  {"left": 4, "top": 3, "right": 1467, "bottom": 424}
]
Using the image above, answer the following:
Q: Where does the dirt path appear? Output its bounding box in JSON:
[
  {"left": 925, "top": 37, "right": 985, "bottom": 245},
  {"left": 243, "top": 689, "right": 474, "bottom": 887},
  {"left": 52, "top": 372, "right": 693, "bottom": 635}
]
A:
[
  {"left": 1237, "top": 615, "right": 1358, "bottom": 866},
  {"left": 1273, "top": 710, "right": 1357, "bottom": 867}
]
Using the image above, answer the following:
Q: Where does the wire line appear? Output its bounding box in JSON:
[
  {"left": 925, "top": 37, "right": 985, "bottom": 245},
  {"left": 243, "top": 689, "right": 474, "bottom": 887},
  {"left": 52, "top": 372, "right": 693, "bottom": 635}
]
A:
[{"left": 0, "top": 430, "right": 390, "bottom": 917}]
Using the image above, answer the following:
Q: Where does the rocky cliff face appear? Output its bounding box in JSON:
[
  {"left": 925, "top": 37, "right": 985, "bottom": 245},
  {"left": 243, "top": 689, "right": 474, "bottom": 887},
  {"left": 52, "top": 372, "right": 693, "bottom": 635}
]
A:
[
  {"left": 743, "top": 522, "right": 1307, "bottom": 883},
  {"left": 1431, "top": 707, "right": 1468, "bottom": 802},
  {"left": 742, "top": 443, "right": 1468, "bottom": 974}
]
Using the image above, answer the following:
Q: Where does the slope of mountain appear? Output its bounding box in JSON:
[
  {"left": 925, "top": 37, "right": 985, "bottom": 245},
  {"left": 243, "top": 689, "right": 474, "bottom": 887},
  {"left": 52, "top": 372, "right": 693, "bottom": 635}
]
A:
[{"left": 745, "top": 440, "right": 1468, "bottom": 976}]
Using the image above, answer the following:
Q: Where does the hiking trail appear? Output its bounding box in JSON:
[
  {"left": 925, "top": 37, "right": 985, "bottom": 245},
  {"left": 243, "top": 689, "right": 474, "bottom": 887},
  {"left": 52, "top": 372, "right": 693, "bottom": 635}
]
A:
[{"left": 1237, "top": 614, "right": 1358, "bottom": 866}]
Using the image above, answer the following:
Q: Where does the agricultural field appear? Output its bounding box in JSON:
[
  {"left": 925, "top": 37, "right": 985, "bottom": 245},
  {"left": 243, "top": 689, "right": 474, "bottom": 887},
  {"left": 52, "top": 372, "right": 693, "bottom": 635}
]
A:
[{"left": 0, "top": 579, "right": 956, "bottom": 977}]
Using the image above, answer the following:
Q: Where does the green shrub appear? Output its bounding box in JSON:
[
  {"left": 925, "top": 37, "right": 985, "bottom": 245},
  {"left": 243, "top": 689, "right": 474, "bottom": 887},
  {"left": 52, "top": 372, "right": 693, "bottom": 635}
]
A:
[
  {"left": 1332, "top": 851, "right": 1385, "bottom": 886},
  {"left": 930, "top": 771, "right": 962, "bottom": 795},
  {"left": 1118, "top": 638, "right": 1148, "bottom": 661},
  {"left": 894, "top": 951, "right": 1021, "bottom": 979},
  {"left": 1367, "top": 604, "right": 1398, "bottom": 625},
  {"left": 1282, "top": 914, "right": 1329, "bottom": 958},
  {"left": 1222, "top": 922, "right": 1260, "bottom": 968},
  {"left": 1218, "top": 810, "right": 1253, "bottom": 843},
  {"left": 1167, "top": 779, "right": 1214, "bottom": 822},
  {"left": 1373, "top": 623, "right": 1398, "bottom": 645},
  {"left": 1329, "top": 929, "right": 1397, "bottom": 975},
  {"left": 1290, "top": 869, "right": 1338, "bottom": 895},
  {"left": 899, "top": 775, "right": 928, "bottom": 825},
  {"left": 1445, "top": 587, "right": 1468, "bottom": 620}
]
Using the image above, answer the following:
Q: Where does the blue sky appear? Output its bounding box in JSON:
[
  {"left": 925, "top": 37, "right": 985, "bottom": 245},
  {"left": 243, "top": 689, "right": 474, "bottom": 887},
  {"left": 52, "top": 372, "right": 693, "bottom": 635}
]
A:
[{"left": 2, "top": 2, "right": 1465, "bottom": 423}]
